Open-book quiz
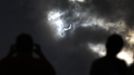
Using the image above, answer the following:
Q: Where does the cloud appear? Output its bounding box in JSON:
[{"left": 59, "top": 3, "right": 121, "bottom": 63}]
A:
[{"left": 91, "top": 0, "right": 134, "bottom": 28}]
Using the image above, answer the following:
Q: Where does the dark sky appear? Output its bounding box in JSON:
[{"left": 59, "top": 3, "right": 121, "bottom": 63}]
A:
[{"left": 0, "top": 0, "right": 134, "bottom": 75}]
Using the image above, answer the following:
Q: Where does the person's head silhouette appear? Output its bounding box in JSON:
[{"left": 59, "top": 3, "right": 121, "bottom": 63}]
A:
[
  {"left": 106, "top": 34, "right": 124, "bottom": 57},
  {"left": 15, "top": 33, "right": 34, "bottom": 57}
]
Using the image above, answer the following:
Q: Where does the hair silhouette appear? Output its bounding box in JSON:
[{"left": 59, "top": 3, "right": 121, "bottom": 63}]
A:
[
  {"left": 8, "top": 33, "right": 34, "bottom": 58},
  {"left": 106, "top": 34, "right": 124, "bottom": 57},
  {"left": 0, "top": 33, "right": 55, "bottom": 75},
  {"left": 90, "top": 34, "right": 127, "bottom": 75}
]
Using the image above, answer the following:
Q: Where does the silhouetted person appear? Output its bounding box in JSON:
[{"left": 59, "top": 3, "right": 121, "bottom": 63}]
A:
[
  {"left": 90, "top": 34, "right": 127, "bottom": 75},
  {"left": 127, "top": 54, "right": 134, "bottom": 75},
  {"left": 0, "top": 33, "right": 55, "bottom": 75},
  {"left": 128, "top": 63, "right": 134, "bottom": 75}
]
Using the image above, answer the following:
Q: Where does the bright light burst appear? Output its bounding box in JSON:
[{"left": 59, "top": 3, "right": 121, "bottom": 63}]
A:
[{"left": 117, "top": 49, "right": 134, "bottom": 65}]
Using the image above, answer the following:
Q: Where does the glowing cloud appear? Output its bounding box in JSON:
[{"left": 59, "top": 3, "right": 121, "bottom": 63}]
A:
[
  {"left": 88, "top": 43, "right": 106, "bottom": 56},
  {"left": 47, "top": 10, "right": 67, "bottom": 39},
  {"left": 126, "top": 30, "right": 134, "bottom": 46},
  {"left": 117, "top": 49, "right": 134, "bottom": 65},
  {"left": 46, "top": 3, "right": 127, "bottom": 40}
]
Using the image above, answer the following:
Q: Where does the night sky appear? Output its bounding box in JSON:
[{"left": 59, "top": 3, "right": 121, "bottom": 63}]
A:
[{"left": 0, "top": 0, "right": 134, "bottom": 75}]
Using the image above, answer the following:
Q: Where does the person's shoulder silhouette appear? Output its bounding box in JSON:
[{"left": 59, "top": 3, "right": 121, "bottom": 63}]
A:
[
  {"left": 0, "top": 33, "right": 55, "bottom": 75},
  {"left": 128, "top": 63, "right": 134, "bottom": 75},
  {"left": 90, "top": 34, "right": 127, "bottom": 75},
  {"left": 128, "top": 55, "right": 134, "bottom": 75}
]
